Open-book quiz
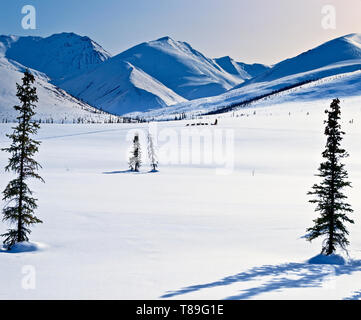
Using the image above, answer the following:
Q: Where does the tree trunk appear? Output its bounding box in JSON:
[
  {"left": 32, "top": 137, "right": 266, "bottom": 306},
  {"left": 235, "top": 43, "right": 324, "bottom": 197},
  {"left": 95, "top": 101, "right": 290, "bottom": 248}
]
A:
[{"left": 17, "top": 111, "right": 27, "bottom": 242}]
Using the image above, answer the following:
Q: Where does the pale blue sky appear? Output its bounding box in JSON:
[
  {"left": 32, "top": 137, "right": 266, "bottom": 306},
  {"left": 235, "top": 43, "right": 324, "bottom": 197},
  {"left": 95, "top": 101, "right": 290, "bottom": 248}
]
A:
[{"left": 0, "top": 0, "right": 360, "bottom": 64}]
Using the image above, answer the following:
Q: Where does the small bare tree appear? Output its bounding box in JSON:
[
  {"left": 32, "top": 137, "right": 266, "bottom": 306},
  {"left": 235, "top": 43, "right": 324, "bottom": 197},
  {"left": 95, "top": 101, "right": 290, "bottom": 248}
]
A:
[
  {"left": 129, "top": 133, "right": 141, "bottom": 172},
  {"left": 147, "top": 132, "right": 158, "bottom": 172}
]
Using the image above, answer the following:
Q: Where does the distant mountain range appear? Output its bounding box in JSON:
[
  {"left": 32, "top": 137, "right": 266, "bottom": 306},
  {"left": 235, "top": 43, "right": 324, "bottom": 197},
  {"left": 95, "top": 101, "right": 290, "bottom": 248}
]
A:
[
  {"left": 130, "top": 33, "right": 361, "bottom": 119},
  {"left": 1, "top": 32, "right": 361, "bottom": 121},
  {"left": 0, "top": 32, "right": 269, "bottom": 119}
]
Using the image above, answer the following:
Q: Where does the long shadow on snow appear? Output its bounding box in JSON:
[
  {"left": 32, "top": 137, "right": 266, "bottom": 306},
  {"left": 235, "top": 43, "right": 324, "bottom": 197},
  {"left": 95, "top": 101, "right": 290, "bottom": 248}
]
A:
[
  {"left": 103, "top": 170, "right": 158, "bottom": 175},
  {"left": 103, "top": 170, "right": 134, "bottom": 174},
  {"left": 161, "top": 260, "right": 361, "bottom": 300}
]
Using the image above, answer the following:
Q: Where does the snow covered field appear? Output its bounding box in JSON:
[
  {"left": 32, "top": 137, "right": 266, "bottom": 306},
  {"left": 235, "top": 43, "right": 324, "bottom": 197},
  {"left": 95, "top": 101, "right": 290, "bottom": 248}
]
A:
[{"left": 1, "top": 97, "right": 361, "bottom": 300}]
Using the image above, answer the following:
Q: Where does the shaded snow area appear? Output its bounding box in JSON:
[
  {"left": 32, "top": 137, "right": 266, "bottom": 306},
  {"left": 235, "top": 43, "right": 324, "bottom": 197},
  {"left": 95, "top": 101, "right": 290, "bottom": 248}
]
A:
[
  {"left": 1, "top": 97, "right": 361, "bottom": 299},
  {"left": 308, "top": 254, "right": 346, "bottom": 266},
  {"left": 1, "top": 242, "right": 47, "bottom": 254}
]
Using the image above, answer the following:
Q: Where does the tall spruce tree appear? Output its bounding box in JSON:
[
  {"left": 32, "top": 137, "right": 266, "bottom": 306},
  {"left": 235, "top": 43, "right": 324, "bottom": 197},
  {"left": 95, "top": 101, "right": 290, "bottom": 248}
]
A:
[
  {"left": 1, "top": 70, "right": 44, "bottom": 250},
  {"left": 306, "top": 99, "right": 354, "bottom": 255},
  {"left": 129, "top": 133, "right": 141, "bottom": 172}
]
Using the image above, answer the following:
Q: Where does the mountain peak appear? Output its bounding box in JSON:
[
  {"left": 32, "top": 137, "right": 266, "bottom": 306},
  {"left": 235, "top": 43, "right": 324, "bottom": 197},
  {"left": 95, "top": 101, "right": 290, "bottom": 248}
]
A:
[
  {"left": 48, "top": 32, "right": 94, "bottom": 44},
  {"left": 155, "top": 36, "right": 174, "bottom": 42},
  {"left": 114, "top": 35, "right": 241, "bottom": 100},
  {"left": 52, "top": 32, "right": 78, "bottom": 37},
  {"left": 216, "top": 56, "right": 232, "bottom": 61},
  {"left": 0, "top": 33, "right": 111, "bottom": 82}
]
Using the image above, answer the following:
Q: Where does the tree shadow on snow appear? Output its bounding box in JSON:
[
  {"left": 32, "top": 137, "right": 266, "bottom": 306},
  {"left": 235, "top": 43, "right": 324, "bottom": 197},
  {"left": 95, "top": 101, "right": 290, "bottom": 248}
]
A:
[
  {"left": 103, "top": 170, "right": 158, "bottom": 175},
  {"left": 103, "top": 170, "right": 134, "bottom": 174},
  {"left": 0, "top": 242, "right": 45, "bottom": 254},
  {"left": 161, "top": 260, "right": 361, "bottom": 300}
]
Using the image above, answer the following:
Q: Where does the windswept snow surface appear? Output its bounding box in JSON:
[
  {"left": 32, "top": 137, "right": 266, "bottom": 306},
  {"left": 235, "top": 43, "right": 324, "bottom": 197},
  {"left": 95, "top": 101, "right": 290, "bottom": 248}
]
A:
[{"left": 1, "top": 96, "right": 361, "bottom": 299}]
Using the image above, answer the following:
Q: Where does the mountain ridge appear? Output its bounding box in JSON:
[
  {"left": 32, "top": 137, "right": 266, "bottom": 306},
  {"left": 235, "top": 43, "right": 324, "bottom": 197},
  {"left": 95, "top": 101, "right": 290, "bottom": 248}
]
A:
[
  {"left": 0, "top": 32, "right": 111, "bottom": 83},
  {"left": 2, "top": 32, "right": 361, "bottom": 118},
  {"left": 60, "top": 58, "right": 187, "bottom": 115},
  {"left": 0, "top": 55, "right": 118, "bottom": 123}
]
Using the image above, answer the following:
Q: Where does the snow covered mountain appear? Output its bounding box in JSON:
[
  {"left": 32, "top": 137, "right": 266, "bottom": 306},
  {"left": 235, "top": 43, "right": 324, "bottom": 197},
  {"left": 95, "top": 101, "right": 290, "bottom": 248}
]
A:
[
  {"left": 214, "top": 56, "right": 269, "bottom": 82},
  {"left": 252, "top": 34, "right": 361, "bottom": 82},
  {"left": 0, "top": 33, "right": 111, "bottom": 83},
  {"left": 132, "top": 33, "right": 361, "bottom": 119},
  {"left": 2, "top": 32, "right": 361, "bottom": 120},
  {"left": 0, "top": 33, "right": 120, "bottom": 122},
  {"left": 113, "top": 36, "right": 241, "bottom": 100},
  {"left": 59, "top": 36, "right": 253, "bottom": 115},
  {"left": 127, "top": 68, "right": 361, "bottom": 120},
  {"left": 232, "top": 33, "right": 361, "bottom": 92},
  {"left": 60, "top": 59, "right": 187, "bottom": 115},
  {"left": 0, "top": 55, "right": 118, "bottom": 123}
]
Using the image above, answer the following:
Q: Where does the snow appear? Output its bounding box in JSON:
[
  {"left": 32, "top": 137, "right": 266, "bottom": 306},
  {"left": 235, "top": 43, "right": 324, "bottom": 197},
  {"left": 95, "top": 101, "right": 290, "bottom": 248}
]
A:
[
  {"left": 1, "top": 95, "right": 361, "bottom": 299},
  {"left": 242, "top": 33, "right": 361, "bottom": 84},
  {"left": 0, "top": 56, "right": 120, "bottom": 123},
  {"left": 130, "top": 65, "right": 361, "bottom": 120},
  {"left": 1, "top": 33, "right": 111, "bottom": 83},
  {"left": 1, "top": 242, "right": 47, "bottom": 253},
  {"left": 60, "top": 60, "right": 187, "bottom": 115},
  {"left": 214, "top": 56, "right": 270, "bottom": 82},
  {"left": 308, "top": 254, "right": 346, "bottom": 266},
  {"left": 2, "top": 32, "right": 361, "bottom": 299},
  {"left": 113, "top": 36, "right": 242, "bottom": 100},
  {"left": 2, "top": 33, "right": 265, "bottom": 116},
  {"left": 3, "top": 32, "right": 361, "bottom": 119},
  {"left": 59, "top": 36, "right": 261, "bottom": 115},
  {"left": 129, "top": 33, "right": 361, "bottom": 120}
]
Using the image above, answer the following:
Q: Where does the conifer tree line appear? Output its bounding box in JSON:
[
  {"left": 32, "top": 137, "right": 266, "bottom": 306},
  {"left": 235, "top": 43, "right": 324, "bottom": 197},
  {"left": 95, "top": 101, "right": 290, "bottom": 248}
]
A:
[{"left": 1, "top": 70, "right": 44, "bottom": 250}]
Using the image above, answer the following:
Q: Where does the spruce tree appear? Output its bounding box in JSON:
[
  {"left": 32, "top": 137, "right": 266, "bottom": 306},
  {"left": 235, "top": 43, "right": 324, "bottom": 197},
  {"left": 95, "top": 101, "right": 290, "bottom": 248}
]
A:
[
  {"left": 1, "top": 70, "right": 44, "bottom": 250},
  {"left": 306, "top": 99, "right": 354, "bottom": 255},
  {"left": 147, "top": 132, "right": 158, "bottom": 172},
  {"left": 129, "top": 133, "right": 141, "bottom": 172}
]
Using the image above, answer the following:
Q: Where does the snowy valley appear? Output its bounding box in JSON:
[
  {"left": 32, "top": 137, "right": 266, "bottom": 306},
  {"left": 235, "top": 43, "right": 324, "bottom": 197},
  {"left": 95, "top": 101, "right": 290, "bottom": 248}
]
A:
[
  {"left": 2, "top": 98, "right": 361, "bottom": 299},
  {"left": 1, "top": 30, "right": 361, "bottom": 300}
]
